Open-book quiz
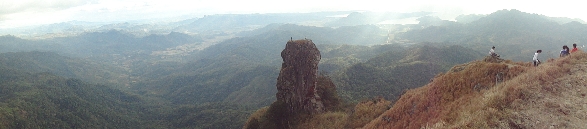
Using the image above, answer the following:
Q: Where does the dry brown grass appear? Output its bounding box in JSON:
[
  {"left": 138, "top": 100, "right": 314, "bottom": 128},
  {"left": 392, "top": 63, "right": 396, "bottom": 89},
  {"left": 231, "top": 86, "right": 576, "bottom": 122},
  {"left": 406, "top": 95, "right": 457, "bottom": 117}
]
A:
[
  {"left": 362, "top": 59, "right": 528, "bottom": 129},
  {"left": 363, "top": 52, "right": 587, "bottom": 129},
  {"left": 293, "top": 97, "right": 390, "bottom": 129},
  {"left": 244, "top": 98, "right": 391, "bottom": 129},
  {"left": 243, "top": 107, "right": 268, "bottom": 129},
  {"left": 344, "top": 97, "right": 392, "bottom": 128},
  {"left": 295, "top": 112, "right": 349, "bottom": 129},
  {"left": 439, "top": 51, "right": 587, "bottom": 128}
]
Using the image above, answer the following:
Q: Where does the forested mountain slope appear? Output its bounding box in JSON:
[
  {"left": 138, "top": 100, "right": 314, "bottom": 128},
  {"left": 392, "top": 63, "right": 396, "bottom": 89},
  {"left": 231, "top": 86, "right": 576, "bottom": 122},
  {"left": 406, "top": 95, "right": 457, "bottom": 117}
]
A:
[
  {"left": 0, "top": 51, "right": 256, "bottom": 129},
  {"left": 0, "top": 51, "right": 128, "bottom": 86},
  {"left": 332, "top": 44, "right": 484, "bottom": 102},
  {"left": 0, "top": 68, "right": 153, "bottom": 128}
]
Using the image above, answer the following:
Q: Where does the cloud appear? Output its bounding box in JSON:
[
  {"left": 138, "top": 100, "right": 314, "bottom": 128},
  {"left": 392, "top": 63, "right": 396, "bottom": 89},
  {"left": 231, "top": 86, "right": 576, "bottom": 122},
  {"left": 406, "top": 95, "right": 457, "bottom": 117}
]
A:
[
  {"left": 0, "top": 0, "right": 95, "bottom": 15},
  {"left": 0, "top": 0, "right": 99, "bottom": 28},
  {"left": 1, "top": 0, "right": 586, "bottom": 29},
  {"left": 0, "top": 0, "right": 104, "bottom": 20}
]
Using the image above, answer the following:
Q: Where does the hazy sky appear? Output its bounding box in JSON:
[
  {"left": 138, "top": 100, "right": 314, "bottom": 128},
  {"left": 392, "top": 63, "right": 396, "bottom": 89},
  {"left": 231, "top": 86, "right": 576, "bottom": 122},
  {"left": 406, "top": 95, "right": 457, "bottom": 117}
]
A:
[{"left": 0, "top": 0, "right": 585, "bottom": 28}]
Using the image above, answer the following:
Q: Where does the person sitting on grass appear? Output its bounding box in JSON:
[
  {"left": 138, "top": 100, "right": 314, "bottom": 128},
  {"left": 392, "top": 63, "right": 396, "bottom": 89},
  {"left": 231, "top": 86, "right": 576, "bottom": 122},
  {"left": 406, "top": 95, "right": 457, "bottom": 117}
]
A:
[
  {"left": 489, "top": 46, "right": 499, "bottom": 57},
  {"left": 571, "top": 43, "right": 579, "bottom": 53},
  {"left": 560, "top": 45, "right": 570, "bottom": 57}
]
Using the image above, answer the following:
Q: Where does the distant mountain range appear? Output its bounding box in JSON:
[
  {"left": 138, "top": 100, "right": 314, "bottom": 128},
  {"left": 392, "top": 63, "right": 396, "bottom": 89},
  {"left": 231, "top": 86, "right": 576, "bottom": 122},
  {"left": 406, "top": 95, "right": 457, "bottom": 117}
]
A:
[
  {"left": 1, "top": 11, "right": 436, "bottom": 38},
  {"left": 398, "top": 9, "right": 587, "bottom": 61}
]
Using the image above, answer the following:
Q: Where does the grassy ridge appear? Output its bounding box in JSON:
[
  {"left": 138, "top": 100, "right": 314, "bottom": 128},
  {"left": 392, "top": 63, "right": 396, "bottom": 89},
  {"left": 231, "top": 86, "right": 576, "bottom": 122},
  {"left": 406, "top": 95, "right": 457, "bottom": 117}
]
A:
[{"left": 363, "top": 51, "right": 587, "bottom": 128}]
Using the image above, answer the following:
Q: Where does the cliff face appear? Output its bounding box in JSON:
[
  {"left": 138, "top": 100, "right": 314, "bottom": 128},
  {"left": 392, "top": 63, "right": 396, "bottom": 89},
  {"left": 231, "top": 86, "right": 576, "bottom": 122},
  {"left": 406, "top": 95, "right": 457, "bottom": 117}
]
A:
[{"left": 276, "top": 39, "right": 324, "bottom": 114}]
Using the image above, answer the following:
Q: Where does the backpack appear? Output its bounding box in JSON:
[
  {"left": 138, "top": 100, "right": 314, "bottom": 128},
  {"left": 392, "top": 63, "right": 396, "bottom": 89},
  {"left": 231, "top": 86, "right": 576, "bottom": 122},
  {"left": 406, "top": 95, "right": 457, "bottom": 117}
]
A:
[{"left": 562, "top": 49, "right": 570, "bottom": 56}]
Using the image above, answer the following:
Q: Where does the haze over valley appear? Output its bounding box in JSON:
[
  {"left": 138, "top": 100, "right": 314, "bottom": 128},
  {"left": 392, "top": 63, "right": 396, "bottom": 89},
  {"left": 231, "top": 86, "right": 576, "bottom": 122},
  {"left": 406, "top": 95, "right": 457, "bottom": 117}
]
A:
[{"left": 1, "top": 1, "right": 587, "bottom": 128}]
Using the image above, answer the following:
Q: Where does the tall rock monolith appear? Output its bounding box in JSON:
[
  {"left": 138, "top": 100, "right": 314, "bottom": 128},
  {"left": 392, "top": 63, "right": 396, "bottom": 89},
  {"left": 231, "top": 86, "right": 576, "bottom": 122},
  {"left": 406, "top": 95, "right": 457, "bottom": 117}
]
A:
[{"left": 276, "top": 39, "right": 324, "bottom": 114}]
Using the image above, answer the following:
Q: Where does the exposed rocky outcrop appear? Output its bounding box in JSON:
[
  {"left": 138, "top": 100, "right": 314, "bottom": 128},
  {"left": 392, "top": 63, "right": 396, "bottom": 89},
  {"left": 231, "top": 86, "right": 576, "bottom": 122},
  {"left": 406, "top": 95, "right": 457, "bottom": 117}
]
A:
[
  {"left": 276, "top": 39, "right": 324, "bottom": 114},
  {"left": 243, "top": 39, "right": 344, "bottom": 129}
]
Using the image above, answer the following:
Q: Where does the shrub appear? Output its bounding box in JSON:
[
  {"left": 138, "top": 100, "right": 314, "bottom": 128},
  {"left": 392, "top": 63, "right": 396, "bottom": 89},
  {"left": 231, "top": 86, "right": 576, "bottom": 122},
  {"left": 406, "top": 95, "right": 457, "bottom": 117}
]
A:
[
  {"left": 345, "top": 97, "right": 391, "bottom": 128},
  {"left": 295, "top": 112, "right": 348, "bottom": 129},
  {"left": 316, "top": 74, "right": 342, "bottom": 111}
]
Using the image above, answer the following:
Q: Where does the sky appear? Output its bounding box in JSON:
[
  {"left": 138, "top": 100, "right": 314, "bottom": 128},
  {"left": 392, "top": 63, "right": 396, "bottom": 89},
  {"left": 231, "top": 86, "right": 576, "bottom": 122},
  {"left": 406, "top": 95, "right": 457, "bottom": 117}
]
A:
[{"left": 0, "top": 0, "right": 586, "bottom": 29}]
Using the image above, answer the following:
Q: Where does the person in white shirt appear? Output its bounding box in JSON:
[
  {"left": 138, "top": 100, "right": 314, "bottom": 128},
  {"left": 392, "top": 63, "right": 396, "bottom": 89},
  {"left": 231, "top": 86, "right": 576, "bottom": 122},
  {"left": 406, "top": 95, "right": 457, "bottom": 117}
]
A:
[
  {"left": 533, "top": 50, "right": 542, "bottom": 67},
  {"left": 489, "top": 46, "right": 499, "bottom": 57}
]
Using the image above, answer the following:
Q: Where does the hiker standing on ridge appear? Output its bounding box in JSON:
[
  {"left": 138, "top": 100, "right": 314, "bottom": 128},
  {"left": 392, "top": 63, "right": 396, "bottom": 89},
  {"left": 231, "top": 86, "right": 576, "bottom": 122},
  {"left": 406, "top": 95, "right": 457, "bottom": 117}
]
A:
[
  {"left": 571, "top": 43, "right": 579, "bottom": 53},
  {"left": 560, "top": 45, "right": 570, "bottom": 57},
  {"left": 533, "top": 50, "right": 542, "bottom": 67},
  {"left": 489, "top": 46, "right": 499, "bottom": 57}
]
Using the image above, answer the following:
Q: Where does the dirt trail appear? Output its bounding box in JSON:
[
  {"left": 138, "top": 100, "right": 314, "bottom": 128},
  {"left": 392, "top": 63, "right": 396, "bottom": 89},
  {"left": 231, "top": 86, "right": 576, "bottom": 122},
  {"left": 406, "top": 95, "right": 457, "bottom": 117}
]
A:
[{"left": 510, "top": 62, "right": 587, "bottom": 128}]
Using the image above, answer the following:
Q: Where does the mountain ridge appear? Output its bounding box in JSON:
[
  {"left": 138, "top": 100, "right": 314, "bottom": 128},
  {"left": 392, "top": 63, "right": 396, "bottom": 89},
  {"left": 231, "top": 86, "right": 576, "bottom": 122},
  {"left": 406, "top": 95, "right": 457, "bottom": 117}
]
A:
[
  {"left": 363, "top": 51, "right": 587, "bottom": 128},
  {"left": 333, "top": 44, "right": 484, "bottom": 102}
]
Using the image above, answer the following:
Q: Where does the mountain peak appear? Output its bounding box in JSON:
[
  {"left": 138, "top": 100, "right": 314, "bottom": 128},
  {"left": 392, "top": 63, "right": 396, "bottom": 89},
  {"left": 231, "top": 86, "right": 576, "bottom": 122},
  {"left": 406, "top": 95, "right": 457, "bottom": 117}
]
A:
[{"left": 363, "top": 52, "right": 587, "bottom": 128}]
